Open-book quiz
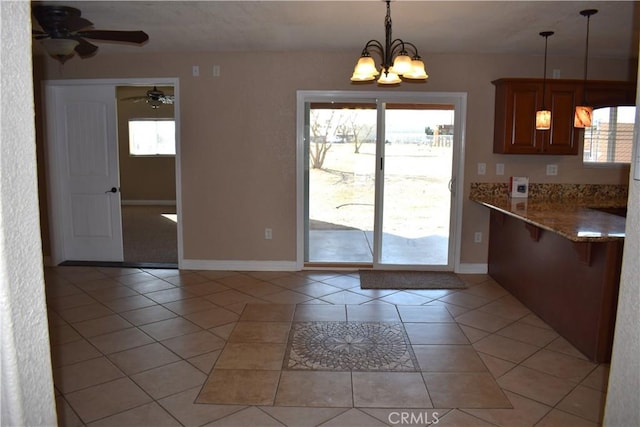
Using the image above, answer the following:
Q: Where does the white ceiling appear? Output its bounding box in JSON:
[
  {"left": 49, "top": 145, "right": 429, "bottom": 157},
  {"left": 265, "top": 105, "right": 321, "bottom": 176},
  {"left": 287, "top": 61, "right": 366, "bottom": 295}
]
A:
[{"left": 32, "top": 1, "right": 639, "bottom": 60}]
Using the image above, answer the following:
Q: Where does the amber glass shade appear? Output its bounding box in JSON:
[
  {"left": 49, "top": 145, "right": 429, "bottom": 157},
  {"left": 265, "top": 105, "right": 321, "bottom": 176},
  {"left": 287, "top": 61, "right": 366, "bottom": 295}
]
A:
[
  {"left": 350, "top": 56, "right": 378, "bottom": 81},
  {"left": 536, "top": 109, "right": 552, "bottom": 130},
  {"left": 391, "top": 54, "right": 412, "bottom": 75},
  {"left": 403, "top": 59, "right": 428, "bottom": 80},
  {"left": 574, "top": 105, "right": 593, "bottom": 128},
  {"left": 377, "top": 70, "right": 401, "bottom": 85}
]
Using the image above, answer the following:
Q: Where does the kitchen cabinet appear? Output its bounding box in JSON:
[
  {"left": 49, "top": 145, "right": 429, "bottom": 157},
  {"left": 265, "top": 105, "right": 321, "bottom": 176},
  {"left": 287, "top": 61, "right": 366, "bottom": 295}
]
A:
[
  {"left": 492, "top": 78, "right": 636, "bottom": 155},
  {"left": 492, "top": 78, "right": 581, "bottom": 155},
  {"left": 486, "top": 209, "right": 623, "bottom": 362},
  {"left": 584, "top": 80, "right": 637, "bottom": 108}
]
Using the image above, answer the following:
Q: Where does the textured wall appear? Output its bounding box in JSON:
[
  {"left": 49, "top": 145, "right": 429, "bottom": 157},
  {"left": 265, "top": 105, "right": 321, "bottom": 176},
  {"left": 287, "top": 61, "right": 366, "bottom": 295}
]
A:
[
  {"left": 0, "top": 1, "right": 57, "bottom": 425},
  {"left": 603, "top": 69, "right": 640, "bottom": 426},
  {"left": 32, "top": 50, "right": 634, "bottom": 266}
]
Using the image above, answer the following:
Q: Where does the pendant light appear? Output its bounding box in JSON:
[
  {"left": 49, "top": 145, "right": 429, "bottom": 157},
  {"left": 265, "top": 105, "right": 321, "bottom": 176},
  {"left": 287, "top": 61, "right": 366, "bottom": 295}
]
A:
[
  {"left": 574, "top": 9, "right": 598, "bottom": 128},
  {"left": 536, "top": 31, "right": 554, "bottom": 130}
]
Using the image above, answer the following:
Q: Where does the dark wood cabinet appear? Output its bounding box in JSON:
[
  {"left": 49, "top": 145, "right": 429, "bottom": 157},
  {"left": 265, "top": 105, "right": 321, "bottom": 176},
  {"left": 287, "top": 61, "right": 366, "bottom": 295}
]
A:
[
  {"left": 585, "top": 80, "right": 637, "bottom": 108},
  {"left": 492, "top": 78, "right": 636, "bottom": 155},
  {"left": 488, "top": 210, "right": 623, "bottom": 362},
  {"left": 545, "top": 82, "right": 582, "bottom": 155}
]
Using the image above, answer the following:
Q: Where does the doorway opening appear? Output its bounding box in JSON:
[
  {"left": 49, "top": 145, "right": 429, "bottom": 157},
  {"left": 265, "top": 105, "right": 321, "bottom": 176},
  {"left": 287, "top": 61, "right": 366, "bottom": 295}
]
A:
[
  {"left": 116, "top": 86, "right": 178, "bottom": 266},
  {"left": 43, "top": 78, "right": 181, "bottom": 268},
  {"left": 297, "top": 91, "right": 466, "bottom": 271}
]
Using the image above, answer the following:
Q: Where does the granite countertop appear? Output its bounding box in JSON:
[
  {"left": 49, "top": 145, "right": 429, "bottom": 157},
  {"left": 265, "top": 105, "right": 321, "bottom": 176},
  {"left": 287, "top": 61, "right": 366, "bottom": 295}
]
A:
[{"left": 470, "top": 183, "right": 628, "bottom": 242}]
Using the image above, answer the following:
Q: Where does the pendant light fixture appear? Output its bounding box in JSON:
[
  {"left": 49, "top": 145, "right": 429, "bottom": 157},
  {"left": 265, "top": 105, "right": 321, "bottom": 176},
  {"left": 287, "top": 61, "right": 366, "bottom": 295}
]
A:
[
  {"left": 574, "top": 9, "right": 598, "bottom": 128},
  {"left": 350, "top": 0, "right": 428, "bottom": 85},
  {"left": 536, "top": 31, "right": 554, "bottom": 130}
]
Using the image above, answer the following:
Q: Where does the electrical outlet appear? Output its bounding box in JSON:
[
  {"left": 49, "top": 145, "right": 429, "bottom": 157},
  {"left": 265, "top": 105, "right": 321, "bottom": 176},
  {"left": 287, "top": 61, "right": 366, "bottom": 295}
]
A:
[
  {"left": 496, "top": 163, "right": 504, "bottom": 176},
  {"left": 474, "top": 232, "right": 482, "bottom": 243},
  {"left": 546, "top": 164, "right": 558, "bottom": 176},
  {"left": 264, "top": 228, "right": 272, "bottom": 240},
  {"left": 192, "top": 65, "right": 199, "bottom": 77},
  {"left": 477, "top": 163, "right": 486, "bottom": 176}
]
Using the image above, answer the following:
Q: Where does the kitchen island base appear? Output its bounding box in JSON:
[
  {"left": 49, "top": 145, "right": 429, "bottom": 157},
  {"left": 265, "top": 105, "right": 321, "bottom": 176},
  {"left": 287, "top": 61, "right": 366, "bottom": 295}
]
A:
[{"left": 488, "top": 210, "right": 623, "bottom": 362}]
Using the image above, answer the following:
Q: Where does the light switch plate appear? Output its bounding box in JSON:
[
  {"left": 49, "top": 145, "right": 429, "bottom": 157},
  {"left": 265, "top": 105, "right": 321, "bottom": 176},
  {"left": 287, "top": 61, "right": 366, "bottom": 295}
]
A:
[
  {"left": 546, "top": 164, "right": 558, "bottom": 176},
  {"left": 496, "top": 163, "right": 504, "bottom": 176},
  {"left": 477, "top": 163, "right": 486, "bottom": 175}
]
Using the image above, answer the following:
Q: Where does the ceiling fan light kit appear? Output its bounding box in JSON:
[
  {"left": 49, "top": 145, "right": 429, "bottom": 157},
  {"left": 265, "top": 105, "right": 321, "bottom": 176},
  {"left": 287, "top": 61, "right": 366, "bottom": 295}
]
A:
[
  {"left": 121, "top": 86, "right": 175, "bottom": 109},
  {"left": 350, "top": 0, "right": 428, "bottom": 85},
  {"left": 32, "top": 5, "right": 149, "bottom": 64},
  {"left": 39, "top": 38, "right": 79, "bottom": 64}
]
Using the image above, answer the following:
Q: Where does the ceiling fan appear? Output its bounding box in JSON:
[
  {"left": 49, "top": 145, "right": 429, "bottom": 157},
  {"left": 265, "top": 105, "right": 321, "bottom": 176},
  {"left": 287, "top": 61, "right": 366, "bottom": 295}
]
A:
[
  {"left": 122, "top": 87, "right": 175, "bottom": 109},
  {"left": 32, "top": 5, "right": 149, "bottom": 64}
]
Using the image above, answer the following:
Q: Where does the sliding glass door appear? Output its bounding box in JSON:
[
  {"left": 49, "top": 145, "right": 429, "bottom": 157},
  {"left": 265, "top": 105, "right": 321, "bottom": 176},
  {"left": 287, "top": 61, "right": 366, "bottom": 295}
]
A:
[
  {"left": 306, "top": 102, "right": 377, "bottom": 263},
  {"left": 299, "top": 92, "right": 464, "bottom": 270},
  {"left": 377, "top": 104, "right": 454, "bottom": 266}
]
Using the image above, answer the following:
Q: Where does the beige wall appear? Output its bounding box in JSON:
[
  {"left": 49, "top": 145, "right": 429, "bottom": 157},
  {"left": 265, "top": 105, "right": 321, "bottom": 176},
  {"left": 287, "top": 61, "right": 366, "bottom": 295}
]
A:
[
  {"left": 116, "top": 86, "right": 176, "bottom": 202},
  {"left": 33, "top": 50, "right": 634, "bottom": 264}
]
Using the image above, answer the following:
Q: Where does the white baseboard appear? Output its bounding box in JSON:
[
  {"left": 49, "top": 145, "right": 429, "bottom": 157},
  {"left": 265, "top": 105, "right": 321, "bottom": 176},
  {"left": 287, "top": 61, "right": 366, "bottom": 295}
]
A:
[
  {"left": 122, "top": 200, "right": 177, "bottom": 206},
  {"left": 180, "top": 259, "right": 298, "bottom": 271},
  {"left": 455, "top": 263, "right": 488, "bottom": 274},
  {"left": 180, "top": 260, "right": 488, "bottom": 274}
]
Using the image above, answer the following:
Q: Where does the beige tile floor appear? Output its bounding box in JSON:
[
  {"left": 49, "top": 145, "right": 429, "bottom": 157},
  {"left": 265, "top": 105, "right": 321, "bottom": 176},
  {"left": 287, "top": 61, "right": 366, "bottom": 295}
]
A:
[{"left": 45, "top": 267, "right": 609, "bottom": 426}]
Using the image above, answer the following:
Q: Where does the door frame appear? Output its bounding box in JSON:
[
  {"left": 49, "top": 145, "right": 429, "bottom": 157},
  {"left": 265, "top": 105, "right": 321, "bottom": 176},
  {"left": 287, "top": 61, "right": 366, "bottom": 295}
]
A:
[
  {"left": 296, "top": 90, "right": 467, "bottom": 272},
  {"left": 43, "top": 77, "right": 182, "bottom": 266}
]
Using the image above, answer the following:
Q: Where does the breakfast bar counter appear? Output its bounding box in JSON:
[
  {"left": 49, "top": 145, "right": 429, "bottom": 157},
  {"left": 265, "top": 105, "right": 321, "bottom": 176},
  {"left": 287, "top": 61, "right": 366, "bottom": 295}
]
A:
[
  {"left": 470, "top": 183, "right": 628, "bottom": 362},
  {"left": 470, "top": 195, "right": 626, "bottom": 242}
]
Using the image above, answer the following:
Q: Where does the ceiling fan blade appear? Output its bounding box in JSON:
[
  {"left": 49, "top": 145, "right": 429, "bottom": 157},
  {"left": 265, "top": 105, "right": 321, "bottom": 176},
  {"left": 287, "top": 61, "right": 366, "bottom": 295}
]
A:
[
  {"left": 76, "top": 30, "right": 149, "bottom": 44},
  {"left": 65, "top": 16, "right": 93, "bottom": 32},
  {"left": 73, "top": 38, "right": 99, "bottom": 58},
  {"left": 32, "top": 30, "right": 50, "bottom": 40},
  {"left": 121, "top": 96, "right": 148, "bottom": 102}
]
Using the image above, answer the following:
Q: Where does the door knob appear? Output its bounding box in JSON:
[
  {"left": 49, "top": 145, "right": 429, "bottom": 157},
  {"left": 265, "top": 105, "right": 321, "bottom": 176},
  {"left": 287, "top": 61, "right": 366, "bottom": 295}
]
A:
[{"left": 105, "top": 187, "right": 118, "bottom": 194}]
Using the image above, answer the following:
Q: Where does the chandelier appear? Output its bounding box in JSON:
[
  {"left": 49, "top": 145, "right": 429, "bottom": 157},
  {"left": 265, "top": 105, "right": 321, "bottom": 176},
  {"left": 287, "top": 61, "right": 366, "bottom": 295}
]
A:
[{"left": 350, "top": 0, "right": 428, "bottom": 85}]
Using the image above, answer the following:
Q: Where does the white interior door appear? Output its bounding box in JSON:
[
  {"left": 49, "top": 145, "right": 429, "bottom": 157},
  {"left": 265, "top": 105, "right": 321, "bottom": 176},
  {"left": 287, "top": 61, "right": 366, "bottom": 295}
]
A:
[{"left": 46, "top": 84, "right": 123, "bottom": 262}]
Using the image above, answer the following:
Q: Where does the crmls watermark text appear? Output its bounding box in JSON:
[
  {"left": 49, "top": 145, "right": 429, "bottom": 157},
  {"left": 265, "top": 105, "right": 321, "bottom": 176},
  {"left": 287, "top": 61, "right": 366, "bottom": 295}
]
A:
[{"left": 388, "top": 411, "right": 440, "bottom": 425}]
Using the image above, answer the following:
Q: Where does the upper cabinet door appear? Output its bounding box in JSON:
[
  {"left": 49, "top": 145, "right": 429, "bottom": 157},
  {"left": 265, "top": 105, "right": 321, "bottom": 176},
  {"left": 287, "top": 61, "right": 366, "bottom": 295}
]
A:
[
  {"left": 494, "top": 83, "right": 542, "bottom": 154},
  {"left": 545, "top": 82, "right": 581, "bottom": 155}
]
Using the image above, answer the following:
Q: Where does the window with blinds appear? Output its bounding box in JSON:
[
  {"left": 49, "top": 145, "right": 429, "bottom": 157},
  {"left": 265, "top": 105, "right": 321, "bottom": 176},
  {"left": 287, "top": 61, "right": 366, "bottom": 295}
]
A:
[{"left": 583, "top": 106, "right": 635, "bottom": 164}]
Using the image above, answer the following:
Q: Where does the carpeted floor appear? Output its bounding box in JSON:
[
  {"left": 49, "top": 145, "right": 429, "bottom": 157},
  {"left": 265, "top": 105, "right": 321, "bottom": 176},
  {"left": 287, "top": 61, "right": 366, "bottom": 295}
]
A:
[
  {"left": 121, "top": 205, "right": 178, "bottom": 264},
  {"left": 359, "top": 270, "right": 466, "bottom": 289}
]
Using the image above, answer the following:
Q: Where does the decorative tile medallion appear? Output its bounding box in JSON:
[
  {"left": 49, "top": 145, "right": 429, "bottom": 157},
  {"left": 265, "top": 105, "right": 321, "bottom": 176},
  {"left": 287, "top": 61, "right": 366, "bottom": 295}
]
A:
[{"left": 284, "top": 322, "right": 418, "bottom": 371}]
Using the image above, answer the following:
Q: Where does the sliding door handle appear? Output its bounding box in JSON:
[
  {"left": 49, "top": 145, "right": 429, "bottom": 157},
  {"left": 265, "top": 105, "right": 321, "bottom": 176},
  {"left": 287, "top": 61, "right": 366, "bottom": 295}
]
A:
[{"left": 105, "top": 187, "right": 118, "bottom": 194}]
